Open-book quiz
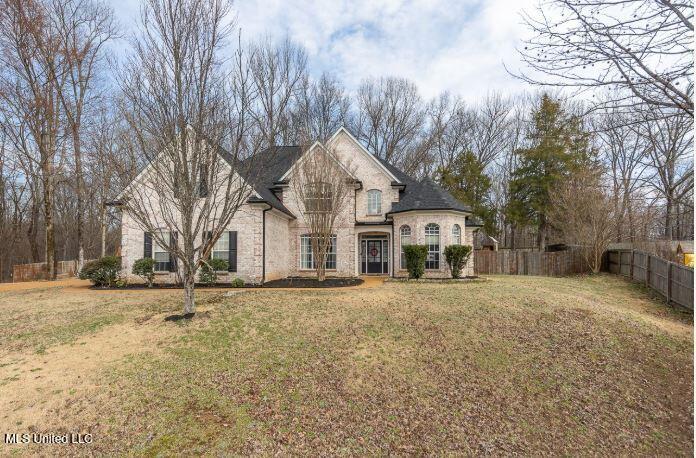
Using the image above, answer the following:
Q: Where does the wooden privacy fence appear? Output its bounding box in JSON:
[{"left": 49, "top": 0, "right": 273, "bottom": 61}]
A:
[
  {"left": 605, "top": 250, "right": 693, "bottom": 310},
  {"left": 474, "top": 249, "right": 590, "bottom": 276},
  {"left": 12, "top": 259, "right": 95, "bottom": 283}
]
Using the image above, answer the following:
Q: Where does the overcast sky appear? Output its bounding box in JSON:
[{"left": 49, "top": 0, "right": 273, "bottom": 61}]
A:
[{"left": 112, "top": 0, "right": 537, "bottom": 102}]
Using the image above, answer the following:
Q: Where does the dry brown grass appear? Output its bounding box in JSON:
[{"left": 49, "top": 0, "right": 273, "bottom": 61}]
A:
[{"left": 0, "top": 274, "right": 692, "bottom": 456}]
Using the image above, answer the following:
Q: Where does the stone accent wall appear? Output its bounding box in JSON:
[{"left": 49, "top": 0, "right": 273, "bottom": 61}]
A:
[{"left": 392, "top": 211, "right": 473, "bottom": 278}]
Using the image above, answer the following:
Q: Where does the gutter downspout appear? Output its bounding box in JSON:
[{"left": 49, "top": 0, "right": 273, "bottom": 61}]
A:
[
  {"left": 262, "top": 204, "right": 271, "bottom": 284},
  {"left": 391, "top": 223, "right": 395, "bottom": 278}
]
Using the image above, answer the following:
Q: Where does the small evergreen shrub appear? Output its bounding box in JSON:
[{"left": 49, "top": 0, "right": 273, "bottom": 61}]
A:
[
  {"left": 132, "top": 258, "right": 155, "bottom": 287},
  {"left": 403, "top": 245, "right": 428, "bottom": 279},
  {"left": 444, "top": 245, "right": 473, "bottom": 279},
  {"left": 79, "top": 256, "right": 121, "bottom": 287},
  {"left": 231, "top": 277, "right": 244, "bottom": 288},
  {"left": 199, "top": 258, "right": 229, "bottom": 285}
]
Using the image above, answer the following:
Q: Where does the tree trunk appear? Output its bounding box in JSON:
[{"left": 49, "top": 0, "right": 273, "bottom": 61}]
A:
[
  {"left": 41, "top": 132, "right": 56, "bottom": 280},
  {"left": 183, "top": 269, "right": 196, "bottom": 315},
  {"left": 73, "top": 124, "right": 85, "bottom": 269},
  {"left": 100, "top": 204, "right": 107, "bottom": 257},
  {"left": 664, "top": 197, "right": 674, "bottom": 239},
  {"left": 537, "top": 217, "right": 547, "bottom": 251}
]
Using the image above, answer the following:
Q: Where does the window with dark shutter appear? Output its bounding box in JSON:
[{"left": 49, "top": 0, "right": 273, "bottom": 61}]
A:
[
  {"left": 144, "top": 232, "right": 153, "bottom": 258},
  {"left": 169, "top": 232, "right": 178, "bottom": 272},
  {"left": 199, "top": 165, "right": 209, "bottom": 198},
  {"left": 228, "top": 231, "right": 237, "bottom": 272}
]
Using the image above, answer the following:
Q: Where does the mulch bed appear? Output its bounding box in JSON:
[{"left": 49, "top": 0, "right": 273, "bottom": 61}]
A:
[
  {"left": 90, "top": 277, "right": 363, "bottom": 290},
  {"left": 262, "top": 277, "right": 364, "bottom": 288}
]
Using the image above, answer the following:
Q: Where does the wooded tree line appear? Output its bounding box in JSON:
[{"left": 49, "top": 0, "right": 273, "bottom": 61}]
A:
[{"left": 0, "top": 0, "right": 692, "bottom": 282}]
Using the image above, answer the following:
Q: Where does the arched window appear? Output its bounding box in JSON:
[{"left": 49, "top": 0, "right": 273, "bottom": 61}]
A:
[
  {"left": 367, "top": 189, "right": 382, "bottom": 215},
  {"left": 399, "top": 225, "right": 411, "bottom": 269},
  {"left": 452, "top": 224, "right": 461, "bottom": 245},
  {"left": 425, "top": 223, "right": 440, "bottom": 270}
]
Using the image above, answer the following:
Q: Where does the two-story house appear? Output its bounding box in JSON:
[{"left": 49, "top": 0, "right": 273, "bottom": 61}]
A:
[{"left": 118, "top": 127, "right": 480, "bottom": 284}]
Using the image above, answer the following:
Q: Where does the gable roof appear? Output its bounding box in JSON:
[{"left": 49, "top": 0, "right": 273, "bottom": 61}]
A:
[{"left": 115, "top": 128, "right": 470, "bottom": 218}]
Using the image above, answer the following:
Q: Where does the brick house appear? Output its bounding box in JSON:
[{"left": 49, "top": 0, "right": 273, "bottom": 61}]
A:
[{"left": 117, "top": 127, "right": 480, "bottom": 284}]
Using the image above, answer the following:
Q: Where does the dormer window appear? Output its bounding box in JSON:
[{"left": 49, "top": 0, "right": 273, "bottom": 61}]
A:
[{"left": 367, "top": 189, "right": 382, "bottom": 215}]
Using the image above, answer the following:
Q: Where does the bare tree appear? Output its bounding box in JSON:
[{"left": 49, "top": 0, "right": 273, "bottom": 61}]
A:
[
  {"left": 46, "top": 0, "right": 116, "bottom": 269},
  {"left": 116, "top": 0, "right": 262, "bottom": 315},
  {"left": 248, "top": 36, "right": 307, "bottom": 148},
  {"left": 550, "top": 167, "right": 615, "bottom": 272},
  {"left": 595, "top": 100, "right": 650, "bottom": 241},
  {"left": 354, "top": 76, "right": 426, "bottom": 168},
  {"left": 293, "top": 72, "right": 351, "bottom": 143},
  {"left": 515, "top": 0, "right": 694, "bottom": 117},
  {"left": 0, "top": 0, "right": 68, "bottom": 280},
  {"left": 291, "top": 144, "right": 354, "bottom": 281},
  {"left": 636, "top": 105, "right": 693, "bottom": 239}
]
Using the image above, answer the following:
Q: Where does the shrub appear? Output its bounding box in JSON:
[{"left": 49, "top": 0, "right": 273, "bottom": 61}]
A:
[
  {"left": 132, "top": 258, "right": 155, "bottom": 287},
  {"left": 79, "top": 256, "right": 121, "bottom": 287},
  {"left": 403, "top": 245, "right": 428, "bottom": 279},
  {"left": 231, "top": 277, "right": 244, "bottom": 288},
  {"left": 443, "top": 245, "right": 473, "bottom": 279},
  {"left": 199, "top": 258, "right": 229, "bottom": 285}
]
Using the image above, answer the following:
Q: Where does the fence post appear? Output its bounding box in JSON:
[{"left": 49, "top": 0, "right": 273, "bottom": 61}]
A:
[
  {"left": 667, "top": 262, "right": 672, "bottom": 305},
  {"left": 630, "top": 250, "right": 634, "bottom": 280},
  {"left": 645, "top": 254, "right": 650, "bottom": 288}
]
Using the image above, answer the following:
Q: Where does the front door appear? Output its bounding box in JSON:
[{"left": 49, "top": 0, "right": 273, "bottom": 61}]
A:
[
  {"left": 366, "top": 240, "right": 382, "bottom": 274},
  {"left": 361, "top": 238, "right": 388, "bottom": 274}
]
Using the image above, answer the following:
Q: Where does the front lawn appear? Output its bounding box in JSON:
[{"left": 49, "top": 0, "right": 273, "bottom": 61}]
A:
[{"left": 0, "top": 274, "right": 692, "bottom": 455}]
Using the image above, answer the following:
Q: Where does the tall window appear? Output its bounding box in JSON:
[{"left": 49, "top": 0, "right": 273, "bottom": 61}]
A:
[
  {"left": 425, "top": 223, "right": 440, "bottom": 270},
  {"left": 300, "top": 234, "right": 337, "bottom": 269},
  {"left": 153, "top": 231, "right": 170, "bottom": 272},
  {"left": 367, "top": 189, "right": 382, "bottom": 215},
  {"left": 212, "top": 232, "right": 229, "bottom": 265},
  {"left": 305, "top": 182, "right": 332, "bottom": 213},
  {"left": 400, "top": 225, "right": 411, "bottom": 269},
  {"left": 452, "top": 224, "right": 461, "bottom": 245}
]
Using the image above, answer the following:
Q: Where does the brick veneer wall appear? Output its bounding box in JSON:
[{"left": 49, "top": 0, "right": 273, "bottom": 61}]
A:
[{"left": 392, "top": 211, "right": 474, "bottom": 278}]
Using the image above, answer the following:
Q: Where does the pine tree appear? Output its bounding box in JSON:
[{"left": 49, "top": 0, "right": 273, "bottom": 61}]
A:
[
  {"left": 506, "top": 94, "right": 594, "bottom": 250},
  {"left": 439, "top": 150, "right": 496, "bottom": 234}
]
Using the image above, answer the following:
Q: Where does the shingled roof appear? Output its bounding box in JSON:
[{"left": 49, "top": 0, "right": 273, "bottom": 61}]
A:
[{"left": 237, "top": 145, "right": 471, "bottom": 217}]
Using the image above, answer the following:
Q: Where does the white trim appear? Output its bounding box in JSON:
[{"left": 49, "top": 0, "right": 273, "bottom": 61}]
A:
[
  {"left": 326, "top": 127, "right": 400, "bottom": 183},
  {"left": 278, "top": 141, "right": 358, "bottom": 182}
]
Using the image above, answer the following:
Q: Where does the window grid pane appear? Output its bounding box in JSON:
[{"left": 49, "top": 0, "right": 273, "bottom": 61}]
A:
[
  {"left": 367, "top": 190, "right": 382, "bottom": 215},
  {"left": 400, "top": 225, "right": 411, "bottom": 270},
  {"left": 153, "top": 231, "right": 170, "bottom": 271},
  {"left": 300, "top": 234, "right": 336, "bottom": 269},
  {"left": 425, "top": 224, "right": 440, "bottom": 270},
  {"left": 452, "top": 224, "right": 461, "bottom": 245}
]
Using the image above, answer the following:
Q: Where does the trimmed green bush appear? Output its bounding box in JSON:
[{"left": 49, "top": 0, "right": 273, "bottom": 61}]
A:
[
  {"left": 444, "top": 245, "right": 473, "bottom": 279},
  {"left": 79, "top": 256, "right": 121, "bottom": 287},
  {"left": 132, "top": 258, "right": 155, "bottom": 287},
  {"left": 199, "top": 258, "right": 229, "bottom": 285},
  {"left": 231, "top": 277, "right": 244, "bottom": 288},
  {"left": 403, "top": 245, "right": 428, "bottom": 279}
]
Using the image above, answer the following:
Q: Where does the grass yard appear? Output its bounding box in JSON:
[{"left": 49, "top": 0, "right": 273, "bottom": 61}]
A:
[{"left": 0, "top": 274, "right": 692, "bottom": 456}]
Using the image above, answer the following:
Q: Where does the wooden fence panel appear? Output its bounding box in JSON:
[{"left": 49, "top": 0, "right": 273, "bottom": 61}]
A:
[
  {"left": 11, "top": 259, "right": 96, "bottom": 282},
  {"left": 604, "top": 249, "right": 693, "bottom": 311},
  {"left": 474, "top": 249, "right": 590, "bottom": 277}
]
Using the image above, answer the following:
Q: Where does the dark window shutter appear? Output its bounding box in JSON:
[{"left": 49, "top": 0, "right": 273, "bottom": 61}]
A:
[
  {"left": 199, "top": 166, "right": 209, "bottom": 198},
  {"left": 169, "top": 232, "right": 178, "bottom": 272},
  {"left": 144, "top": 232, "right": 152, "bottom": 258},
  {"left": 228, "top": 231, "right": 237, "bottom": 272}
]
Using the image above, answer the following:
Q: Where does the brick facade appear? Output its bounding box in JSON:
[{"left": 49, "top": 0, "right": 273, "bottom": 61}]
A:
[{"left": 118, "top": 128, "right": 476, "bottom": 284}]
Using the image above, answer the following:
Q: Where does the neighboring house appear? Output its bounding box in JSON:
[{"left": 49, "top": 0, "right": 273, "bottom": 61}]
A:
[{"left": 116, "top": 127, "right": 479, "bottom": 284}]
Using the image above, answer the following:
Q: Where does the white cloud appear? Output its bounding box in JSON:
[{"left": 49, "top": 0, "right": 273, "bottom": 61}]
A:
[{"left": 111, "top": 0, "right": 538, "bottom": 102}]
